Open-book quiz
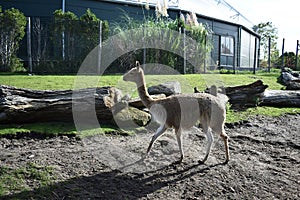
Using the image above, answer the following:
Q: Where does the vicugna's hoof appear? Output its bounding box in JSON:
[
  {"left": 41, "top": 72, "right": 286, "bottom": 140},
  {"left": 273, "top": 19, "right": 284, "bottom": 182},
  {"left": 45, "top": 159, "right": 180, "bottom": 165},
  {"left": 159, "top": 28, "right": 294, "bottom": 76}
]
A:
[
  {"left": 223, "top": 159, "right": 229, "bottom": 164},
  {"left": 198, "top": 160, "right": 205, "bottom": 164},
  {"left": 173, "top": 156, "right": 183, "bottom": 165},
  {"left": 200, "top": 155, "right": 208, "bottom": 163}
]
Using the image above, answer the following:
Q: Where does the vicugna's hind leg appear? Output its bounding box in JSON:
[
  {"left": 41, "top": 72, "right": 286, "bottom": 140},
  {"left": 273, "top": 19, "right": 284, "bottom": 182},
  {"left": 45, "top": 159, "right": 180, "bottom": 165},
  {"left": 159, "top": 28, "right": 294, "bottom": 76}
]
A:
[
  {"left": 175, "top": 128, "right": 184, "bottom": 163},
  {"left": 202, "top": 123, "right": 214, "bottom": 163},
  {"left": 220, "top": 129, "right": 230, "bottom": 163}
]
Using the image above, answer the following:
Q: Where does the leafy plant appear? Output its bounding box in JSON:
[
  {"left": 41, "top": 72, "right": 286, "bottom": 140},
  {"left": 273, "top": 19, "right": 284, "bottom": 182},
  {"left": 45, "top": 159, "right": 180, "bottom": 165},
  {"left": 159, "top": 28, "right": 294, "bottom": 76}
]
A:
[
  {"left": 0, "top": 8, "right": 27, "bottom": 72},
  {"left": 253, "top": 22, "right": 279, "bottom": 66},
  {"left": 79, "top": 9, "right": 108, "bottom": 60},
  {"left": 33, "top": 9, "right": 109, "bottom": 74},
  {"left": 110, "top": 10, "right": 212, "bottom": 74},
  {"left": 52, "top": 9, "right": 79, "bottom": 61}
]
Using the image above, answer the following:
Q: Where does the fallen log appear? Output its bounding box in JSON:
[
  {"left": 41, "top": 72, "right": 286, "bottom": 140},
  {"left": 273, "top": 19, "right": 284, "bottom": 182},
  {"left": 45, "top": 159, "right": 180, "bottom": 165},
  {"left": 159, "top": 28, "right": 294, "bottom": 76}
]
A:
[
  {"left": 128, "top": 94, "right": 166, "bottom": 109},
  {"left": 223, "top": 80, "right": 268, "bottom": 108},
  {"left": 206, "top": 80, "right": 300, "bottom": 108},
  {"left": 217, "top": 80, "right": 300, "bottom": 108},
  {"left": 278, "top": 67, "right": 300, "bottom": 87},
  {"left": 196, "top": 80, "right": 269, "bottom": 108},
  {"left": 261, "top": 90, "right": 300, "bottom": 107},
  {"left": 148, "top": 81, "right": 181, "bottom": 96},
  {"left": 0, "top": 85, "right": 118, "bottom": 124}
]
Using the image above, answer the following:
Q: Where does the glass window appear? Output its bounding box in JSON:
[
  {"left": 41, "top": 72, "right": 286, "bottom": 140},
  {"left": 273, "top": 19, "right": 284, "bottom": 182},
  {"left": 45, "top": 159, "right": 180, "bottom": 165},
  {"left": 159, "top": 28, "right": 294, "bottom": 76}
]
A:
[
  {"left": 221, "top": 36, "right": 234, "bottom": 56},
  {"left": 240, "top": 29, "right": 256, "bottom": 68}
]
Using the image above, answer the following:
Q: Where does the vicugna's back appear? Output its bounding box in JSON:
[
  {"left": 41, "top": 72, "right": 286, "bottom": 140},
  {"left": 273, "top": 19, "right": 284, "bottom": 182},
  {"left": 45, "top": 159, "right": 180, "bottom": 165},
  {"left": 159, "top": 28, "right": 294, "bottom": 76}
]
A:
[{"left": 150, "top": 93, "right": 227, "bottom": 130}]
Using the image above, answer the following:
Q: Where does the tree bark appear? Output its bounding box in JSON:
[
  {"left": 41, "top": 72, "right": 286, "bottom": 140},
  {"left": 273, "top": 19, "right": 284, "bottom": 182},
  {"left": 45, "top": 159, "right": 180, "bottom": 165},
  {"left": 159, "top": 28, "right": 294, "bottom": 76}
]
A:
[
  {"left": 223, "top": 80, "right": 269, "bottom": 108},
  {"left": 219, "top": 80, "right": 300, "bottom": 108},
  {"left": 261, "top": 90, "right": 300, "bottom": 107},
  {"left": 196, "top": 80, "right": 269, "bottom": 109},
  {"left": 0, "top": 85, "right": 119, "bottom": 124}
]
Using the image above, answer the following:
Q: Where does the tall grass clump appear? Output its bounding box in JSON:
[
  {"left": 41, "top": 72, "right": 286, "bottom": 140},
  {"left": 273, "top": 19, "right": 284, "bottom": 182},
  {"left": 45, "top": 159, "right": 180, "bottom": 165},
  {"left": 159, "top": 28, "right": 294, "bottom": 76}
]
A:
[{"left": 108, "top": 1, "right": 212, "bottom": 74}]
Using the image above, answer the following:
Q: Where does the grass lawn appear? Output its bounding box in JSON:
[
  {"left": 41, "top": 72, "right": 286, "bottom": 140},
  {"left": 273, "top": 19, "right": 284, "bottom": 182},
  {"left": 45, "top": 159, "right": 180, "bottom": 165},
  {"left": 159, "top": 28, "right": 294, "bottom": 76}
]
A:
[
  {"left": 0, "top": 162, "right": 56, "bottom": 196},
  {"left": 0, "top": 70, "right": 284, "bottom": 91},
  {"left": 0, "top": 69, "right": 299, "bottom": 136}
]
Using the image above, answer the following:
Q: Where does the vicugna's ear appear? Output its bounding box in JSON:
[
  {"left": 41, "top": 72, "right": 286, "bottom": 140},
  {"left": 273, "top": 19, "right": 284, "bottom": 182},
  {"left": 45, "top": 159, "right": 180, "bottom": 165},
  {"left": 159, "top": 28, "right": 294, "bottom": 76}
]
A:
[
  {"left": 210, "top": 85, "right": 217, "bottom": 96},
  {"left": 136, "top": 61, "right": 140, "bottom": 70}
]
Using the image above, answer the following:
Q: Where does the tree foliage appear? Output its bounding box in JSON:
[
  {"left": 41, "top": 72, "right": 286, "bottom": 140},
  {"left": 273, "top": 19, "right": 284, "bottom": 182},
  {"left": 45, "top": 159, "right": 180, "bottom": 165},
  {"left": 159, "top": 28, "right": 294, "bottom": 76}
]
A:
[
  {"left": 252, "top": 22, "right": 279, "bottom": 64},
  {"left": 275, "top": 52, "right": 300, "bottom": 70},
  {"left": 0, "top": 7, "right": 27, "bottom": 72},
  {"left": 33, "top": 9, "right": 109, "bottom": 74},
  {"left": 79, "top": 9, "right": 109, "bottom": 58},
  {"left": 52, "top": 10, "right": 79, "bottom": 62}
]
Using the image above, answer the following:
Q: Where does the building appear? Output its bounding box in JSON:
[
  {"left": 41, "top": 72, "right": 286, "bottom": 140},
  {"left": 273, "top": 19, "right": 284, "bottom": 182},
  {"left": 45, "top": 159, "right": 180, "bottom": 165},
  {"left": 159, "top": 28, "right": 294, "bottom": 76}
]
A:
[{"left": 1, "top": 0, "right": 260, "bottom": 71}]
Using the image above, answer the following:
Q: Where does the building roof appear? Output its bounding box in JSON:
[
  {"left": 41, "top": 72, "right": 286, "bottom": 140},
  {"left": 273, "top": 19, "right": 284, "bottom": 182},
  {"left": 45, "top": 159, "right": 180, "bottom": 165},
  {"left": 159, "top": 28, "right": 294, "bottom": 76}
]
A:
[
  {"left": 102, "top": 0, "right": 253, "bottom": 27},
  {"left": 101, "top": 0, "right": 259, "bottom": 37}
]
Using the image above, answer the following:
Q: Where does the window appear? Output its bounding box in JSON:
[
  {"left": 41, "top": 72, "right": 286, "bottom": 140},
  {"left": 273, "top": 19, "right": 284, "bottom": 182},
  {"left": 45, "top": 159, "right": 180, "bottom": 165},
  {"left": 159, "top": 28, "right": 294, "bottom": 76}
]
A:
[
  {"left": 221, "top": 36, "right": 234, "bottom": 56},
  {"left": 240, "top": 30, "right": 256, "bottom": 68}
]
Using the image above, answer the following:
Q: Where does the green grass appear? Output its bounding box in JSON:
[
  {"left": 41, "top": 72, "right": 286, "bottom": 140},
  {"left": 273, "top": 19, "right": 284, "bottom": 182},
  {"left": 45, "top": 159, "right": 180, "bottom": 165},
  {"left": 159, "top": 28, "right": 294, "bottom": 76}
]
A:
[
  {"left": 0, "top": 69, "right": 283, "bottom": 91},
  {"left": 0, "top": 122, "right": 131, "bottom": 138},
  {"left": 0, "top": 123, "right": 77, "bottom": 137},
  {"left": 78, "top": 125, "right": 135, "bottom": 137},
  {"left": 0, "top": 74, "right": 122, "bottom": 90},
  {"left": 226, "top": 106, "right": 300, "bottom": 123},
  {"left": 0, "top": 162, "right": 56, "bottom": 196}
]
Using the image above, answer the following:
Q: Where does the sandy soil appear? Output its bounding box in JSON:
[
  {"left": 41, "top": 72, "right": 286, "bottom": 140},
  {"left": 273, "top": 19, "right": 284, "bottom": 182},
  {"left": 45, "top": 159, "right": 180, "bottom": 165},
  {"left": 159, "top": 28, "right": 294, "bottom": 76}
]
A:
[{"left": 1, "top": 114, "right": 300, "bottom": 199}]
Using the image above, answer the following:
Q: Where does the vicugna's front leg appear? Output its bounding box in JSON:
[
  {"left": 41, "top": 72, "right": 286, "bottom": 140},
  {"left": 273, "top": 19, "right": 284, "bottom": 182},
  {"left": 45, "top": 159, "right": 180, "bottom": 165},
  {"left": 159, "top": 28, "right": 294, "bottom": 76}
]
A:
[
  {"left": 147, "top": 125, "right": 167, "bottom": 155},
  {"left": 175, "top": 128, "right": 184, "bottom": 163}
]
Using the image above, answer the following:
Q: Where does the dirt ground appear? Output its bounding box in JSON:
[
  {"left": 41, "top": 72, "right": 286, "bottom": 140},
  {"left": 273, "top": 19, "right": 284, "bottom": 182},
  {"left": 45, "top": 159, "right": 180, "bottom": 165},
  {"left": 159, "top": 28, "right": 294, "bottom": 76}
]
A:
[{"left": 1, "top": 114, "right": 300, "bottom": 199}]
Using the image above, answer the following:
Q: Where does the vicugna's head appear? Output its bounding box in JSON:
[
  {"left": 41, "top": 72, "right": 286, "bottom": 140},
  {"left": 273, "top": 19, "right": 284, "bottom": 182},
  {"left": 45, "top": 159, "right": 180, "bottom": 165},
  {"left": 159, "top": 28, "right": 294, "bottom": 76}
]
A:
[{"left": 123, "top": 61, "right": 144, "bottom": 84}]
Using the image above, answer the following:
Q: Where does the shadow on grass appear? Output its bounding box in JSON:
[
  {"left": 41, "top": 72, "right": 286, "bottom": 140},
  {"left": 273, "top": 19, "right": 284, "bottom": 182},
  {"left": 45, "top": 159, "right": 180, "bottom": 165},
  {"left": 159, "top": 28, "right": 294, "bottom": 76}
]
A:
[
  {"left": 3, "top": 161, "right": 224, "bottom": 199},
  {"left": 0, "top": 122, "right": 133, "bottom": 139}
]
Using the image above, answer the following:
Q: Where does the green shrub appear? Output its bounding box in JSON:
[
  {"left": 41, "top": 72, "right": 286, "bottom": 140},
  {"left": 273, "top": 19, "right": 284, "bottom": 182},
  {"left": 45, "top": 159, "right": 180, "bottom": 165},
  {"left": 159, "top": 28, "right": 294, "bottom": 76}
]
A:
[
  {"left": 10, "top": 56, "right": 26, "bottom": 72},
  {"left": 0, "top": 8, "right": 27, "bottom": 72}
]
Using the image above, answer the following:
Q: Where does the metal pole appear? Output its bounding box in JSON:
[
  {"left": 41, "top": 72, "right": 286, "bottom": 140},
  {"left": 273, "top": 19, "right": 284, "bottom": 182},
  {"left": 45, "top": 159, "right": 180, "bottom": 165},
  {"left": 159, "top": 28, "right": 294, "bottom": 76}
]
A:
[
  {"left": 62, "top": 0, "right": 66, "bottom": 60},
  {"left": 203, "top": 34, "right": 207, "bottom": 74},
  {"left": 183, "top": 27, "right": 186, "bottom": 74},
  {"left": 62, "top": 0, "right": 65, "bottom": 12},
  {"left": 143, "top": 49, "right": 146, "bottom": 66},
  {"left": 253, "top": 37, "right": 257, "bottom": 74},
  {"left": 296, "top": 40, "right": 299, "bottom": 70},
  {"left": 27, "top": 17, "right": 33, "bottom": 74},
  {"left": 97, "top": 21, "right": 102, "bottom": 74},
  {"left": 268, "top": 37, "right": 271, "bottom": 72},
  {"left": 281, "top": 38, "right": 285, "bottom": 69},
  {"left": 257, "top": 38, "right": 261, "bottom": 69},
  {"left": 143, "top": 27, "right": 146, "bottom": 66}
]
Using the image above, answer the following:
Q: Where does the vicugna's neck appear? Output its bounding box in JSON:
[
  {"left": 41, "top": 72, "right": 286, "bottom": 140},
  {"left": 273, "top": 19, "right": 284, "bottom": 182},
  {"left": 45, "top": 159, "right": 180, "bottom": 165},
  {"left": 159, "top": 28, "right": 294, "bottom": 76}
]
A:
[
  {"left": 137, "top": 85, "right": 153, "bottom": 108},
  {"left": 136, "top": 73, "right": 153, "bottom": 109}
]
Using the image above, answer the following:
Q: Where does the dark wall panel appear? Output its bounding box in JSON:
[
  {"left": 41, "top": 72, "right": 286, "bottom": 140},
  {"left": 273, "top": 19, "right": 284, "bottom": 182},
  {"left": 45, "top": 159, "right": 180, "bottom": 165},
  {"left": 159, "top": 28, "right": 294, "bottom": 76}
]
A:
[
  {"left": 212, "top": 21, "right": 238, "bottom": 36},
  {"left": 65, "top": 0, "right": 157, "bottom": 22},
  {"left": 1, "top": 0, "right": 61, "bottom": 17}
]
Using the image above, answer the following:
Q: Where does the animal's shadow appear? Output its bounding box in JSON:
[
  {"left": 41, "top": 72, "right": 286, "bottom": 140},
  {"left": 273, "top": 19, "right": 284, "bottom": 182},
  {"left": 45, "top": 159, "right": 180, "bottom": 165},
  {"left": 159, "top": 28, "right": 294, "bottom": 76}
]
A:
[{"left": 4, "top": 160, "right": 225, "bottom": 199}]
